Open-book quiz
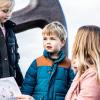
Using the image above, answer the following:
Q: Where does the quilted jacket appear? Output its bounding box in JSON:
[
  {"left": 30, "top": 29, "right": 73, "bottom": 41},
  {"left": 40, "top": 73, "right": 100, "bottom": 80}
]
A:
[{"left": 21, "top": 50, "right": 75, "bottom": 100}]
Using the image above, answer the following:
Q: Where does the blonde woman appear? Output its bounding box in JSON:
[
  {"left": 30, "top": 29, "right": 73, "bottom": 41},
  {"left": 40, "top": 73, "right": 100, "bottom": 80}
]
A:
[
  {"left": 0, "top": 0, "right": 23, "bottom": 86},
  {"left": 65, "top": 25, "right": 100, "bottom": 100}
]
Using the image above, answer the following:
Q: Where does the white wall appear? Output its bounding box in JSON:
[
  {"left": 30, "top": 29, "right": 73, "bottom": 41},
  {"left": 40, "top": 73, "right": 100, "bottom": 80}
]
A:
[{"left": 59, "top": 0, "right": 100, "bottom": 57}]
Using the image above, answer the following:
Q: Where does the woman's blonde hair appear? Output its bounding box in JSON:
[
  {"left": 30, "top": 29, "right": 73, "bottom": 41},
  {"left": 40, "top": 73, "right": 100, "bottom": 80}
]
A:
[
  {"left": 72, "top": 25, "right": 100, "bottom": 82},
  {"left": 42, "top": 21, "right": 67, "bottom": 42},
  {"left": 0, "top": 0, "right": 15, "bottom": 9}
]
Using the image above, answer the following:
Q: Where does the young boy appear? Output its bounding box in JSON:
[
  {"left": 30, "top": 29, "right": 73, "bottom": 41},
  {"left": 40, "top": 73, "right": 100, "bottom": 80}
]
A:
[
  {"left": 20, "top": 21, "right": 75, "bottom": 100},
  {"left": 0, "top": 0, "right": 23, "bottom": 86}
]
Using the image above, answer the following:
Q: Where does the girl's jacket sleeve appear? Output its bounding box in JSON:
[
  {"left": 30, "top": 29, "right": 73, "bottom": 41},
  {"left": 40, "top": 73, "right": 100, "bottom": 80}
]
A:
[{"left": 21, "top": 60, "right": 37, "bottom": 95}]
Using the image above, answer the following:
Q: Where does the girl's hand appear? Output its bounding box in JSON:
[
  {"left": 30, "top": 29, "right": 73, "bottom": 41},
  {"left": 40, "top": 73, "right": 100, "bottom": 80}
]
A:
[{"left": 17, "top": 94, "right": 35, "bottom": 100}]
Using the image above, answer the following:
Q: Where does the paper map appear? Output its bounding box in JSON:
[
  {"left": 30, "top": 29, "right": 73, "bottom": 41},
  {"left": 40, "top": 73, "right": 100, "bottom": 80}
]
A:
[{"left": 0, "top": 77, "right": 21, "bottom": 100}]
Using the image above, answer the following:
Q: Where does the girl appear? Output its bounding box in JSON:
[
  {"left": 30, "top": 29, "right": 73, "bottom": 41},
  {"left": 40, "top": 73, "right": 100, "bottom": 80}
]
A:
[
  {"left": 0, "top": 0, "right": 23, "bottom": 86},
  {"left": 65, "top": 25, "right": 100, "bottom": 100}
]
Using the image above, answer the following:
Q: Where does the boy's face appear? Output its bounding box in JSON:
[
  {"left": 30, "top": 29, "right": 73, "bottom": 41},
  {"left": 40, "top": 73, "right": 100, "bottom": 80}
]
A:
[
  {"left": 43, "top": 33, "right": 65, "bottom": 53},
  {"left": 0, "top": 1, "right": 13, "bottom": 23}
]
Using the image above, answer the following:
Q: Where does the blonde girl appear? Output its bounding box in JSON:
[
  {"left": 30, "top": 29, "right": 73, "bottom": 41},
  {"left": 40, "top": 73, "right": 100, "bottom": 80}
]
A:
[
  {"left": 0, "top": 0, "right": 23, "bottom": 87},
  {"left": 65, "top": 25, "right": 100, "bottom": 100}
]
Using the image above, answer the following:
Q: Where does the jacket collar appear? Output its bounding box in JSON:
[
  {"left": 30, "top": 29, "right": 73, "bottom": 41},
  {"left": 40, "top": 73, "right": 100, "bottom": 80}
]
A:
[
  {"left": 4, "top": 20, "right": 16, "bottom": 29},
  {"left": 43, "top": 50, "right": 65, "bottom": 63}
]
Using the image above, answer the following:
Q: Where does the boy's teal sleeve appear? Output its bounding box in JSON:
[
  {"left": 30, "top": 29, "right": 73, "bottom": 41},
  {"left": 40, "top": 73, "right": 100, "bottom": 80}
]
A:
[
  {"left": 21, "top": 60, "right": 37, "bottom": 95},
  {"left": 67, "top": 67, "right": 75, "bottom": 90}
]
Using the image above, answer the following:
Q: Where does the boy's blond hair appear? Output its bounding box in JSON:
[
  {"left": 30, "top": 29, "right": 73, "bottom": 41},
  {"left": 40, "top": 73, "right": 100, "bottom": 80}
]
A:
[
  {"left": 42, "top": 21, "right": 67, "bottom": 42},
  {"left": 72, "top": 25, "right": 100, "bottom": 82}
]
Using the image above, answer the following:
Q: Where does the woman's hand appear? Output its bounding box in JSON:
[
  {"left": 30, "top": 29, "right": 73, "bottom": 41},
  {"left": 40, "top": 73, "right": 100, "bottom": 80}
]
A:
[{"left": 17, "top": 94, "right": 35, "bottom": 100}]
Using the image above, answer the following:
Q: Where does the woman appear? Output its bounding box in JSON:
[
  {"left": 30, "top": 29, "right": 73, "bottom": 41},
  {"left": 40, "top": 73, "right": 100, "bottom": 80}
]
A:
[{"left": 65, "top": 25, "right": 100, "bottom": 100}]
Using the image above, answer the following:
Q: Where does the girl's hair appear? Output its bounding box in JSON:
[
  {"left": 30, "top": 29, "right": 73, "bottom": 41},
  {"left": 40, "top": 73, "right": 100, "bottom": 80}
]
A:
[
  {"left": 42, "top": 21, "right": 67, "bottom": 41},
  {"left": 72, "top": 25, "right": 100, "bottom": 82},
  {"left": 0, "top": 0, "right": 15, "bottom": 9}
]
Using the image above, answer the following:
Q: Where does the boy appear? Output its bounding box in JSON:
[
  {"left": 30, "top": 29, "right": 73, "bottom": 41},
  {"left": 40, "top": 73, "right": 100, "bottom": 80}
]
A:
[{"left": 20, "top": 21, "right": 75, "bottom": 100}]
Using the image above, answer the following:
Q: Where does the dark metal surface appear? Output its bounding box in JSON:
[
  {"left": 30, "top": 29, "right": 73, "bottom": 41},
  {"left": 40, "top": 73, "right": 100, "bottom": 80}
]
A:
[{"left": 11, "top": 0, "right": 68, "bottom": 55}]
